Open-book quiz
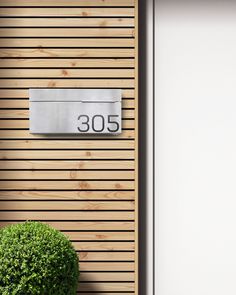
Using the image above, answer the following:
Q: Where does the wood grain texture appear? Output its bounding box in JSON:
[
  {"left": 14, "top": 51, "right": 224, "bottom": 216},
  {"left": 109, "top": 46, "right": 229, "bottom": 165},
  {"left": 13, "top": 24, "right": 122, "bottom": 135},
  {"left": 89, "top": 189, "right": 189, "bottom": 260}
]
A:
[
  {"left": 0, "top": 150, "right": 135, "bottom": 159},
  {"left": 0, "top": 38, "right": 135, "bottom": 47},
  {"left": 0, "top": 211, "right": 134, "bottom": 221},
  {"left": 0, "top": 160, "right": 135, "bottom": 170},
  {"left": 0, "top": 98, "right": 134, "bottom": 108},
  {"left": 78, "top": 262, "right": 134, "bottom": 271},
  {"left": 0, "top": 191, "right": 135, "bottom": 200},
  {"left": 134, "top": 1, "right": 139, "bottom": 293},
  {"left": 0, "top": 0, "right": 135, "bottom": 6},
  {"left": 0, "top": 130, "right": 135, "bottom": 139},
  {"left": 0, "top": 59, "right": 135, "bottom": 68},
  {"left": 0, "top": 69, "right": 134, "bottom": 78},
  {"left": 0, "top": 18, "right": 135, "bottom": 28},
  {"left": 0, "top": 99, "right": 134, "bottom": 109},
  {"left": 0, "top": 201, "right": 135, "bottom": 210},
  {"left": 0, "top": 110, "right": 134, "bottom": 119},
  {"left": 0, "top": 1, "right": 138, "bottom": 293},
  {"left": 0, "top": 8, "right": 134, "bottom": 17},
  {"left": 0, "top": 119, "right": 134, "bottom": 129},
  {"left": 79, "top": 272, "right": 135, "bottom": 282},
  {"left": 0, "top": 28, "right": 135, "bottom": 38},
  {"left": 0, "top": 221, "right": 135, "bottom": 231},
  {"left": 0, "top": 139, "right": 135, "bottom": 148},
  {"left": 0, "top": 180, "right": 134, "bottom": 190},
  {"left": 0, "top": 49, "right": 134, "bottom": 58},
  {"left": 0, "top": 89, "right": 135, "bottom": 98}
]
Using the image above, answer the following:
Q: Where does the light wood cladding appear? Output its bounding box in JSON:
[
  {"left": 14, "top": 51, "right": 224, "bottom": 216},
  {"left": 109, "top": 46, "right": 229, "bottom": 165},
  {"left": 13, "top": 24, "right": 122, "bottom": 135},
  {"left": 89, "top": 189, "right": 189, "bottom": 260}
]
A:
[{"left": 0, "top": 0, "right": 138, "bottom": 294}]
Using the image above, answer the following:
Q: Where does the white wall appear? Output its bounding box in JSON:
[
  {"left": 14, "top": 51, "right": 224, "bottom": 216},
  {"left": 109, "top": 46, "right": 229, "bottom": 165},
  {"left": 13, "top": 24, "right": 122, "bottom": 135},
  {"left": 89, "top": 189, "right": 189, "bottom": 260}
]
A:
[{"left": 155, "top": 1, "right": 236, "bottom": 294}]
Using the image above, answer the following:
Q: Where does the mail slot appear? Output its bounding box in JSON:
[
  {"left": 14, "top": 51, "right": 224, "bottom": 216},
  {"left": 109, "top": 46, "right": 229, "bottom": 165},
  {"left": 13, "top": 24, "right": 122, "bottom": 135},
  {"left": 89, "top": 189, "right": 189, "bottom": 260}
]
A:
[{"left": 29, "top": 89, "right": 122, "bottom": 134}]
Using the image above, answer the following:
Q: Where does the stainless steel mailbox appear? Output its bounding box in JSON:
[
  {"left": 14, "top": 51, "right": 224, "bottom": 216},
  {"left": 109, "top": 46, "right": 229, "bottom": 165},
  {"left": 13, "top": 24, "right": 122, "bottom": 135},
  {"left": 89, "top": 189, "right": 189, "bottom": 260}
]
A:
[{"left": 29, "top": 89, "right": 122, "bottom": 134}]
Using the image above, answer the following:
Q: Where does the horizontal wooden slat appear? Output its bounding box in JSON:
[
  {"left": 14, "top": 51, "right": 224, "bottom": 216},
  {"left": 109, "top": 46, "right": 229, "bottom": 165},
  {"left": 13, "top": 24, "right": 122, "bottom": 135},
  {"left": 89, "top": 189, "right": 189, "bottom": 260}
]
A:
[
  {"left": 0, "top": 0, "right": 134, "bottom": 7},
  {"left": 79, "top": 272, "right": 134, "bottom": 282},
  {"left": 0, "top": 8, "right": 134, "bottom": 17},
  {"left": 0, "top": 201, "right": 134, "bottom": 210},
  {"left": 0, "top": 119, "right": 134, "bottom": 129},
  {"left": 0, "top": 99, "right": 134, "bottom": 109},
  {"left": 0, "top": 110, "right": 134, "bottom": 119},
  {"left": 78, "top": 252, "right": 134, "bottom": 261},
  {"left": 0, "top": 211, "right": 134, "bottom": 220},
  {"left": 0, "top": 160, "right": 134, "bottom": 170},
  {"left": 78, "top": 282, "right": 134, "bottom": 292},
  {"left": 0, "top": 170, "right": 134, "bottom": 180},
  {"left": 79, "top": 262, "right": 134, "bottom": 271},
  {"left": 0, "top": 139, "right": 134, "bottom": 149},
  {"left": 0, "top": 191, "right": 135, "bottom": 200},
  {"left": 0, "top": 89, "right": 134, "bottom": 98},
  {"left": 0, "top": 150, "right": 134, "bottom": 160},
  {"left": 0, "top": 69, "right": 134, "bottom": 78},
  {"left": 0, "top": 28, "right": 134, "bottom": 38},
  {"left": 0, "top": 79, "right": 134, "bottom": 88},
  {"left": 0, "top": 49, "right": 134, "bottom": 58},
  {"left": 73, "top": 241, "right": 135, "bottom": 251},
  {"left": 0, "top": 59, "right": 135, "bottom": 68},
  {"left": 0, "top": 180, "right": 134, "bottom": 190},
  {"left": 0, "top": 221, "right": 134, "bottom": 231},
  {"left": 0, "top": 130, "right": 134, "bottom": 139},
  {"left": 0, "top": 38, "right": 134, "bottom": 48},
  {"left": 65, "top": 232, "right": 134, "bottom": 241},
  {"left": 0, "top": 18, "right": 134, "bottom": 28}
]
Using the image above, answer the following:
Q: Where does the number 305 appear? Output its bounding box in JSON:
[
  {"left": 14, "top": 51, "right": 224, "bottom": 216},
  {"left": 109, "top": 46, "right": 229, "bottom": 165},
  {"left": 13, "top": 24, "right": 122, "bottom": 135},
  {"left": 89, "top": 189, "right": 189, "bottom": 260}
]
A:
[{"left": 77, "top": 115, "right": 120, "bottom": 133}]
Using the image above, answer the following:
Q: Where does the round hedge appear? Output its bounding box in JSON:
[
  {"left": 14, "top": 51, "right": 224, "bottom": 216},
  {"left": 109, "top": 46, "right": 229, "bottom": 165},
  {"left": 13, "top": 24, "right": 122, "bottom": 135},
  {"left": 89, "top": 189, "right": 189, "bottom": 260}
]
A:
[{"left": 0, "top": 221, "right": 79, "bottom": 295}]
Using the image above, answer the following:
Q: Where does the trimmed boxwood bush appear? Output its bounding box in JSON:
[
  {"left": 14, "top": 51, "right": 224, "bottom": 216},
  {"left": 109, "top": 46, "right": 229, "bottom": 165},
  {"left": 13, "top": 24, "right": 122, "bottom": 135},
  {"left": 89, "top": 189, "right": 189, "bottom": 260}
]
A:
[{"left": 0, "top": 221, "right": 79, "bottom": 295}]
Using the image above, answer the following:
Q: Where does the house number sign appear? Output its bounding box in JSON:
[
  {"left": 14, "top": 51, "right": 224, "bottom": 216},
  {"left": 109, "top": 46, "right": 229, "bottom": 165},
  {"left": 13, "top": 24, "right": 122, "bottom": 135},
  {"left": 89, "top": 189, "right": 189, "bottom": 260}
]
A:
[{"left": 29, "top": 89, "right": 122, "bottom": 134}]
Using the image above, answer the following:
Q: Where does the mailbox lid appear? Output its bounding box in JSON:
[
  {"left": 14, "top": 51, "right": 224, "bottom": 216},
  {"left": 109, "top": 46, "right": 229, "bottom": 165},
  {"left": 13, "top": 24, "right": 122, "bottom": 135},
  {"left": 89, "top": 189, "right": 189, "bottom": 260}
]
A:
[{"left": 29, "top": 89, "right": 121, "bottom": 102}]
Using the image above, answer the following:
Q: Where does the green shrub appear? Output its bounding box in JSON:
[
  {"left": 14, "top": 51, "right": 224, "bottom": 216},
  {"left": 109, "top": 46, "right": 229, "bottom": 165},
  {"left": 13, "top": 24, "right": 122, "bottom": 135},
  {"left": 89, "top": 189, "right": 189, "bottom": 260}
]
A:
[{"left": 0, "top": 221, "right": 79, "bottom": 295}]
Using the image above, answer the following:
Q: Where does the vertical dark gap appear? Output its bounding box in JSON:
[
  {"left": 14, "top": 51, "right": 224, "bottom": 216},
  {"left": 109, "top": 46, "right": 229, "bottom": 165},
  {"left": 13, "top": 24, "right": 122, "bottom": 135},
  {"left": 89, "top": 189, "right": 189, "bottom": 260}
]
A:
[{"left": 138, "top": 0, "right": 148, "bottom": 294}]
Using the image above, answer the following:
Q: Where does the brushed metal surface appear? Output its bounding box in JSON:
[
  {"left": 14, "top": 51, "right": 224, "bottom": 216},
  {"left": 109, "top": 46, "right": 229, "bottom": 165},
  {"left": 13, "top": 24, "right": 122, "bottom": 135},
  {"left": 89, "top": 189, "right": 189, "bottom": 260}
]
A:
[{"left": 29, "top": 89, "right": 122, "bottom": 134}]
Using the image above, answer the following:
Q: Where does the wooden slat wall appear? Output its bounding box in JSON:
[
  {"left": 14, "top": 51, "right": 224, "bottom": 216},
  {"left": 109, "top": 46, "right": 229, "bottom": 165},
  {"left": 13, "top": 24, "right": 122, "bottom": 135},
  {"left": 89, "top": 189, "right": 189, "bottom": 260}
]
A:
[{"left": 0, "top": 0, "right": 138, "bottom": 294}]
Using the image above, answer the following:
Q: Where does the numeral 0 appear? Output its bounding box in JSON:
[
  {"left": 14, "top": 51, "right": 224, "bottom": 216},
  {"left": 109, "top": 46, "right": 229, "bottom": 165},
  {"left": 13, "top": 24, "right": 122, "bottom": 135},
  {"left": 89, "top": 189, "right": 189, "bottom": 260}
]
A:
[
  {"left": 92, "top": 115, "right": 105, "bottom": 132},
  {"left": 77, "top": 115, "right": 120, "bottom": 133}
]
